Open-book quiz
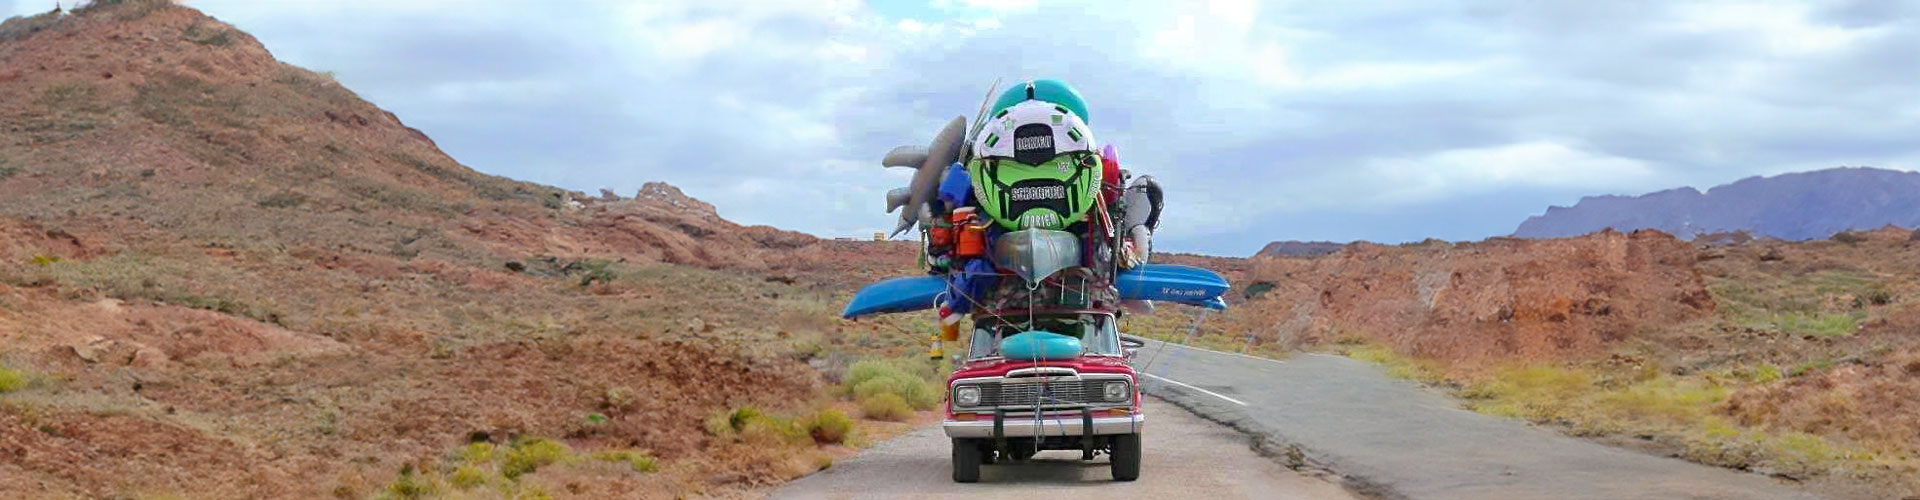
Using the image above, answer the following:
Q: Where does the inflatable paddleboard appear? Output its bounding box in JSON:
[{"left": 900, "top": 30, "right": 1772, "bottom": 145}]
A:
[
  {"left": 842, "top": 275, "right": 946, "bottom": 319},
  {"left": 1000, "top": 330, "right": 1083, "bottom": 361}
]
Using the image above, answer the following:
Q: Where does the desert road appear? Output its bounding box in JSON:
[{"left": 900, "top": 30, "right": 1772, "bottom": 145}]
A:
[
  {"left": 767, "top": 397, "right": 1359, "bottom": 500},
  {"left": 1131, "top": 338, "right": 1824, "bottom": 500},
  {"left": 772, "top": 338, "right": 1832, "bottom": 500}
]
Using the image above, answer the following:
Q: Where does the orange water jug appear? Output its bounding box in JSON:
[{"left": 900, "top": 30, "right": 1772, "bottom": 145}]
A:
[{"left": 954, "top": 223, "right": 987, "bottom": 258}]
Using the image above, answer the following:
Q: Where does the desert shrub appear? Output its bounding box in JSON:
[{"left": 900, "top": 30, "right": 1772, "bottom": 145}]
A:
[
  {"left": 0, "top": 163, "right": 17, "bottom": 180},
  {"left": 75, "top": 0, "right": 173, "bottom": 20},
  {"left": 738, "top": 413, "right": 811, "bottom": 447},
  {"left": 591, "top": 450, "right": 659, "bottom": 473},
  {"left": 183, "top": 22, "right": 230, "bottom": 46},
  {"left": 1829, "top": 230, "right": 1867, "bottom": 244},
  {"left": 860, "top": 393, "right": 913, "bottom": 422},
  {"left": 803, "top": 408, "right": 852, "bottom": 444},
  {"left": 574, "top": 259, "right": 615, "bottom": 287},
  {"left": 726, "top": 406, "right": 764, "bottom": 432},
  {"left": 38, "top": 82, "right": 98, "bottom": 111},
  {"left": 501, "top": 438, "right": 570, "bottom": 480},
  {"left": 256, "top": 192, "right": 306, "bottom": 209},
  {"left": 844, "top": 359, "right": 940, "bottom": 410},
  {"left": 0, "top": 365, "right": 26, "bottom": 393},
  {"left": 381, "top": 464, "right": 434, "bottom": 500},
  {"left": 1244, "top": 281, "right": 1277, "bottom": 300},
  {"left": 448, "top": 465, "right": 486, "bottom": 489},
  {"left": 456, "top": 442, "right": 494, "bottom": 464},
  {"left": 0, "top": 9, "right": 63, "bottom": 43}
]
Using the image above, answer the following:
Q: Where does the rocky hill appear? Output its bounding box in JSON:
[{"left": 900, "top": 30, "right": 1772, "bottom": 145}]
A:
[
  {"left": 0, "top": 3, "right": 918, "bottom": 498},
  {"left": 1514, "top": 167, "right": 1920, "bottom": 240},
  {"left": 1254, "top": 240, "right": 1345, "bottom": 258}
]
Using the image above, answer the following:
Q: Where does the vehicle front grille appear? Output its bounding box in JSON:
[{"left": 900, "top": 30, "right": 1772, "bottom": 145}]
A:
[{"left": 977, "top": 378, "right": 1111, "bottom": 408}]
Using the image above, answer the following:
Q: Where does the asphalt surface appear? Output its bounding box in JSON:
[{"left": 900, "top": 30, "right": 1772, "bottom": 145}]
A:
[
  {"left": 1131, "top": 337, "right": 1828, "bottom": 500},
  {"left": 767, "top": 396, "right": 1359, "bottom": 500}
]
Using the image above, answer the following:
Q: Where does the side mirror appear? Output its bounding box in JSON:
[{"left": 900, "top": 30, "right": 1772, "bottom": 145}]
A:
[{"left": 1123, "top": 347, "right": 1139, "bottom": 360}]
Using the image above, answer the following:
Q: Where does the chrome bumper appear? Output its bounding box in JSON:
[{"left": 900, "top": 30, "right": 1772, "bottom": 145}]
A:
[{"left": 943, "top": 413, "right": 1144, "bottom": 438}]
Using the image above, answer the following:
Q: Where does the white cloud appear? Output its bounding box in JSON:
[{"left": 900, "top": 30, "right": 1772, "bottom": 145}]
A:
[{"left": 11, "top": 0, "right": 1917, "bottom": 253}]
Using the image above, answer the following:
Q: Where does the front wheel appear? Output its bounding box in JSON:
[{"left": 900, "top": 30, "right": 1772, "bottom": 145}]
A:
[
  {"left": 952, "top": 438, "right": 982, "bottom": 483},
  {"left": 1109, "top": 433, "right": 1141, "bottom": 481}
]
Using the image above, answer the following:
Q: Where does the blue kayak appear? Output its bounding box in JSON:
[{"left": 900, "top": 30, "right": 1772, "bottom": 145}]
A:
[
  {"left": 1000, "top": 330, "right": 1083, "bottom": 361},
  {"left": 841, "top": 275, "right": 946, "bottom": 319},
  {"left": 1131, "top": 264, "right": 1229, "bottom": 287},
  {"left": 1117, "top": 265, "right": 1231, "bottom": 303}
]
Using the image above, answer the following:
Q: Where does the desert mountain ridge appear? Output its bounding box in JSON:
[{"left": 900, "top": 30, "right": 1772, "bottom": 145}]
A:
[{"left": 1515, "top": 166, "right": 1920, "bottom": 240}]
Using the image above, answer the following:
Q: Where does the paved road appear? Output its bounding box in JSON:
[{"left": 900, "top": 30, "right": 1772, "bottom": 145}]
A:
[
  {"left": 767, "top": 397, "right": 1359, "bottom": 500},
  {"left": 1130, "top": 338, "right": 1826, "bottom": 500}
]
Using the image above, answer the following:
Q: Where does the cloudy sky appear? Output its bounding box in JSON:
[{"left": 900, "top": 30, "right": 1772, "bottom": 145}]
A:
[{"left": 8, "top": 1, "right": 1918, "bottom": 255}]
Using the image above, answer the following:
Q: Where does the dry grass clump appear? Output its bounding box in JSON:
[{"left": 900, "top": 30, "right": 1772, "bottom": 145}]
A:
[{"left": 1338, "top": 340, "right": 1445, "bottom": 383}]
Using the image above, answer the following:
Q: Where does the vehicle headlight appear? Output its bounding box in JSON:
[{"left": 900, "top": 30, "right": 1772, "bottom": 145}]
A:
[
  {"left": 1103, "top": 380, "right": 1130, "bottom": 402},
  {"left": 954, "top": 385, "right": 981, "bottom": 407}
]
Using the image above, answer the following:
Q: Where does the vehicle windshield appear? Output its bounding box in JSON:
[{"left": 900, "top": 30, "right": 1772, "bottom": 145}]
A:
[{"left": 966, "top": 313, "right": 1121, "bottom": 359}]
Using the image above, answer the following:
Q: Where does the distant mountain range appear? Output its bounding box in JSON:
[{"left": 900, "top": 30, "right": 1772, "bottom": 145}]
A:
[{"left": 1514, "top": 167, "right": 1920, "bottom": 240}]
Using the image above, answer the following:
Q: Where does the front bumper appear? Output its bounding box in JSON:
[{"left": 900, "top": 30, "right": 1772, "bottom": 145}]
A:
[{"left": 943, "top": 412, "right": 1144, "bottom": 438}]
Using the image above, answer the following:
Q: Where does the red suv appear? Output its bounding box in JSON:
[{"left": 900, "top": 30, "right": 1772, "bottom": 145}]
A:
[{"left": 942, "top": 310, "right": 1143, "bottom": 482}]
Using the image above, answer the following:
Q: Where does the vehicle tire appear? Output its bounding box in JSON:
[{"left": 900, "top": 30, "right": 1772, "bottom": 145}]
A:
[
  {"left": 952, "top": 438, "right": 982, "bottom": 483},
  {"left": 1109, "top": 433, "right": 1141, "bottom": 481}
]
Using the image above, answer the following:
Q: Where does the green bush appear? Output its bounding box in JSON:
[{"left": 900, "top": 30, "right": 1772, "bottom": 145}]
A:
[
  {"left": 382, "top": 464, "right": 434, "bottom": 500},
  {"left": 456, "top": 442, "right": 494, "bottom": 464},
  {"left": 738, "top": 413, "right": 811, "bottom": 447},
  {"left": 501, "top": 438, "right": 570, "bottom": 480},
  {"left": 448, "top": 465, "right": 486, "bottom": 489},
  {"left": 591, "top": 450, "right": 659, "bottom": 473},
  {"left": 0, "top": 365, "right": 25, "bottom": 393},
  {"left": 844, "top": 359, "right": 940, "bottom": 410},
  {"left": 860, "top": 393, "right": 913, "bottom": 422},
  {"left": 803, "top": 409, "right": 853, "bottom": 444},
  {"left": 727, "top": 406, "right": 764, "bottom": 432}
]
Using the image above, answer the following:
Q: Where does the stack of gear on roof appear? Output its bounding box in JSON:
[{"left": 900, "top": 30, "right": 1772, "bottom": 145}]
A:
[{"left": 844, "top": 79, "right": 1227, "bottom": 359}]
